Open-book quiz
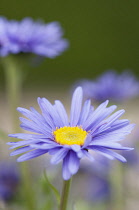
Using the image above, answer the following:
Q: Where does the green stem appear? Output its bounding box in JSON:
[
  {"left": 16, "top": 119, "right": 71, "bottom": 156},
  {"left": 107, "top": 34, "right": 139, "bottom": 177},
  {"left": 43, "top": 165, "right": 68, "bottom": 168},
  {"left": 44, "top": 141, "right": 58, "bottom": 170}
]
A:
[
  {"left": 20, "top": 162, "right": 36, "bottom": 210},
  {"left": 0, "top": 129, "right": 8, "bottom": 141},
  {"left": 1, "top": 55, "right": 36, "bottom": 210},
  {"left": 59, "top": 178, "right": 72, "bottom": 210},
  {"left": 110, "top": 163, "right": 125, "bottom": 210},
  {"left": 2, "top": 56, "right": 22, "bottom": 133},
  {"left": 44, "top": 171, "right": 60, "bottom": 204}
]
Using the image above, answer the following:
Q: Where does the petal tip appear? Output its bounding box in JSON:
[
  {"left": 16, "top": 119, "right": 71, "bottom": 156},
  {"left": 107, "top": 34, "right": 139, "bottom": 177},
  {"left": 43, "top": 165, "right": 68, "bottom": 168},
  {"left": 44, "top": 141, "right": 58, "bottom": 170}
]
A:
[{"left": 17, "top": 157, "right": 23, "bottom": 162}]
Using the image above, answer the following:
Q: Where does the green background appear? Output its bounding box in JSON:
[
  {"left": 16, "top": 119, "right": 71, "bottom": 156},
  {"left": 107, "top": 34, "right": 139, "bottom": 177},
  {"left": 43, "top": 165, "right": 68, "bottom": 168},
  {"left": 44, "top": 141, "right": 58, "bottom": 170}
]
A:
[{"left": 1, "top": 0, "right": 139, "bottom": 89}]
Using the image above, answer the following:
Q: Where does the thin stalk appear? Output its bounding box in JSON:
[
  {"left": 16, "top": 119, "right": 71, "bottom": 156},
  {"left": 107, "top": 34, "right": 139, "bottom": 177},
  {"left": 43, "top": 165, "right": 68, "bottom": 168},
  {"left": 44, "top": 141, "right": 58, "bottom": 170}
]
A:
[
  {"left": 110, "top": 163, "right": 125, "bottom": 210},
  {"left": 2, "top": 56, "right": 22, "bottom": 133},
  {"left": 59, "top": 178, "right": 72, "bottom": 210},
  {"left": 20, "top": 162, "right": 36, "bottom": 210},
  {"left": 43, "top": 171, "right": 60, "bottom": 204},
  {"left": 0, "top": 129, "right": 8, "bottom": 141},
  {"left": 2, "top": 55, "right": 36, "bottom": 210}
]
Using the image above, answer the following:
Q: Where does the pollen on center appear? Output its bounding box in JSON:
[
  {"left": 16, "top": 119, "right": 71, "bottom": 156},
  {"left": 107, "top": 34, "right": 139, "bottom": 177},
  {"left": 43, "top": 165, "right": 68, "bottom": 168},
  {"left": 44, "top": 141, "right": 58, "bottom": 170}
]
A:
[{"left": 53, "top": 126, "right": 87, "bottom": 146}]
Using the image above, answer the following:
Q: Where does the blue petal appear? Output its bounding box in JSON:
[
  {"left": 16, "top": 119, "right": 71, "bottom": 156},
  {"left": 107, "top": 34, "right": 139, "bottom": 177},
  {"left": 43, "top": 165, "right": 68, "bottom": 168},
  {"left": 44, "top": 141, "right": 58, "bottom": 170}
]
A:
[
  {"left": 77, "top": 150, "right": 84, "bottom": 158},
  {"left": 49, "top": 148, "right": 61, "bottom": 155},
  {"left": 17, "top": 107, "right": 42, "bottom": 123},
  {"left": 88, "top": 143, "right": 134, "bottom": 151},
  {"left": 93, "top": 147, "right": 127, "bottom": 162},
  {"left": 54, "top": 100, "right": 69, "bottom": 126},
  {"left": 10, "top": 146, "right": 31, "bottom": 156},
  {"left": 82, "top": 100, "right": 109, "bottom": 130},
  {"left": 19, "top": 118, "right": 42, "bottom": 134},
  {"left": 82, "top": 134, "right": 92, "bottom": 148},
  {"left": 19, "top": 117, "right": 53, "bottom": 137},
  {"left": 17, "top": 149, "right": 48, "bottom": 162},
  {"left": 70, "top": 87, "right": 83, "bottom": 126},
  {"left": 8, "top": 133, "right": 50, "bottom": 140},
  {"left": 38, "top": 97, "right": 64, "bottom": 128},
  {"left": 17, "top": 107, "right": 52, "bottom": 133},
  {"left": 50, "top": 148, "right": 69, "bottom": 164},
  {"left": 93, "top": 150, "right": 114, "bottom": 160},
  {"left": 82, "top": 150, "right": 95, "bottom": 161},
  {"left": 84, "top": 103, "right": 117, "bottom": 131},
  {"left": 103, "top": 119, "right": 131, "bottom": 133},
  {"left": 71, "top": 145, "right": 81, "bottom": 152},
  {"left": 95, "top": 109, "right": 125, "bottom": 132},
  {"left": 78, "top": 99, "right": 92, "bottom": 124},
  {"left": 30, "top": 142, "right": 61, "bottom": 150},
  {"left": 62, "top": 154, "right": 72, "bottom": 180},
  {"left": 92, "top": 124, "right": 135, "bottom": 142},
  {"left": 68, "top": 151, "right": 80, "bottom": 175},
  {"left": 30, "top": 106, "right": 42, "bottom": 116},
  {"left": 37, "top": 97, "right": 56, "bottom": 129},
  {"left": 92, "top": 119, "right": 129, "bottom": 136},
  {"left": 8, "top": 134, "right": 53, "bottom": 147},
  {"left": 8, "top": 139, "right": 41, "bottom": 149}
]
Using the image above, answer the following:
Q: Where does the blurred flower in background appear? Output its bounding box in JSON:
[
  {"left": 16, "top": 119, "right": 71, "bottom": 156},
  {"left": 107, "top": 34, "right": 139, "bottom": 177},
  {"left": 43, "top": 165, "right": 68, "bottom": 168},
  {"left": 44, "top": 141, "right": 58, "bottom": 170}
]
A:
[
  {"left": 0, "top": 161, "right": 20, "bottom": 201},
  {"left": 85, "top": 171, "right": 111, "bottom": 203},
  {"left": 79, "top": 156, "right": 111, "bottom": 203},
  {"left": 0, "top": 17, "right": 69, "bottom": 58},
  {"left": 76, "top": 70, "right": 139, "bottom": 102}
]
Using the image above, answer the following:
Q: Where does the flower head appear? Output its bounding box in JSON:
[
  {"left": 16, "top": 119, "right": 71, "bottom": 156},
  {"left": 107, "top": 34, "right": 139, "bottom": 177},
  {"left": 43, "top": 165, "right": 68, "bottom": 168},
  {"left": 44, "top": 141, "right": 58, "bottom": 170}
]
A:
[
  {"left": 77, "top": 71, "right": 139, "bottom": 102},
  {"left": 0, "top": 161, "right": 20, "bottom": 201},
  {"left": 0, "top": 17, "right": 69, "bottom": 57},
  {"left": 8, "top": 87, "right": 134, "bottom": 180}
]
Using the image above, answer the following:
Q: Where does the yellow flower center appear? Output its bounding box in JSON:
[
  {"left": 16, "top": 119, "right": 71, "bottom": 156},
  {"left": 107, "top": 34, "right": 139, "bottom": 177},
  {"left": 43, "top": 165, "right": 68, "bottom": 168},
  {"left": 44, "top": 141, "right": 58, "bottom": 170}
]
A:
[{"left": 53, "top": 126, "right": 87, "bottom": 146}]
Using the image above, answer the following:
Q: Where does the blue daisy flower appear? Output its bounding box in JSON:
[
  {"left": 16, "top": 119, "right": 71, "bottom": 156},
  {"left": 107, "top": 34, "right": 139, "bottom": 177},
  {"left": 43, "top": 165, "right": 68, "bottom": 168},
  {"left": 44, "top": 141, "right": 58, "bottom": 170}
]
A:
[
  {"left": 8, "top": 87, "right": 134, "bottom": 180},
  {"left": 77, "top": 71, "right": 139, "bottom": 102},
  {"left": 0, "top": 17, "right": 69, "bottom": 57},
  {"left": 86, "top": 173, "right": 111, "bottom": 203},
  {"left": 0, "top": 161, "right": 20, "bottom": 201}
]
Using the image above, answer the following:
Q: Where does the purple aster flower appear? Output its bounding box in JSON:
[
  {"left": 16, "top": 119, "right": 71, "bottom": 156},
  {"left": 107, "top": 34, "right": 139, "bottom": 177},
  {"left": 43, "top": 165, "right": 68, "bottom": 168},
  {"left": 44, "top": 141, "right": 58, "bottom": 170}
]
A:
[
  {"left": 77, "top": 71, "right": 139, "bottom": 102},
  {"left": 86, "top": 173, "right": 111, "bottom": 203},
  {"left": 79, "top": 158, "right": 111, "bottom": 203},
  {"left": 0, "top": 17, "right": 69, "bottom": 57},
  {"left": 8, "top": 87, "right": 134, "bottom": 180},
  {"left": 0, "top": 161, "right": 20, "bottom": 201}
]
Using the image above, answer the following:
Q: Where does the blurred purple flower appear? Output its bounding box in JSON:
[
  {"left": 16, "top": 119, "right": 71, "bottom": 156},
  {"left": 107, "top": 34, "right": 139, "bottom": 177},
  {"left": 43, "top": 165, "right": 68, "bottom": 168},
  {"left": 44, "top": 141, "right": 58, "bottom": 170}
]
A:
[
  {"left": 86, "top": 173, "right": 111, "bottom": 203},
  {"left": 80, "top": 156, "right": 111, "bottom": 202},
  {"left": 0, "top": 161, "right": 20, "bottom": 201},
  {"left": 8, "top": 87, "right": 134, "bottom": 180},
  {"left": 77, "top": 71, "right": 139, "bottom": 102},
  {"left": 0, "top": 17, "right": 69, "bottom": 57}
]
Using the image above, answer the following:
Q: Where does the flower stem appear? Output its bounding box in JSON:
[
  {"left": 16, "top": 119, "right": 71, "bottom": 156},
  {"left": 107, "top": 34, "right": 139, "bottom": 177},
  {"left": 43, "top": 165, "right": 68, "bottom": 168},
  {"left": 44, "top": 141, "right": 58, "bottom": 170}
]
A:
[
  {"left": 110, "top": 163, "right": 125, "bottom": 210},
  {"left": 1, "top": 55, "right": 36, "bottom": 210},
  {"left": 1, "top": 56, "right": 22, "bottom": 133},
  {"left": 20, "top": 162, "right": 36, "bottom": 210},
  {"left": 59, "top": 178, "right": 72, "bottom": 210}
]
